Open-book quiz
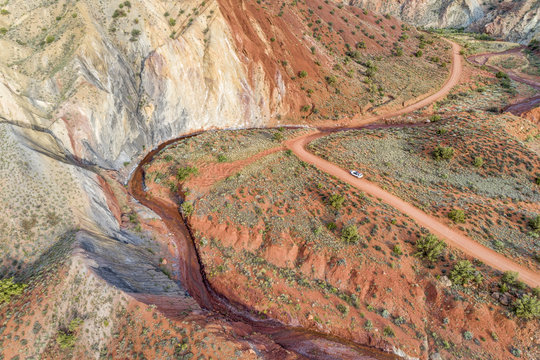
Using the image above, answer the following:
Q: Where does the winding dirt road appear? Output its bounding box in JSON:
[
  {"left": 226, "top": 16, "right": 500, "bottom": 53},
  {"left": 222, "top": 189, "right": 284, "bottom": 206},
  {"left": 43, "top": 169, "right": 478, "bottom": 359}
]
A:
[
  {"left": 286, "top": 40, "right": 540, "bottom": 288},
  {"left": 286, "top": 132, "right": 540, "bottom": 287},
  {"left": 327, "top": 39, "right": 463, "bottom": 128}
]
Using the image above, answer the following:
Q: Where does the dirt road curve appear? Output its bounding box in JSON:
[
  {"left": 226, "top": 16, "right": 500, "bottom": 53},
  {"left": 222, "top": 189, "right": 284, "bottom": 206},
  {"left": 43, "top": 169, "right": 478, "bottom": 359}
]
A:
[
  {"left": 287, "top": 133, "right": 540, "bottom": 288},
  {"left": 332, "top": 39, "right": 463, "bottom": 128},
  {"left": 287, "top": 40, "right": 540, "bottom": 288}
]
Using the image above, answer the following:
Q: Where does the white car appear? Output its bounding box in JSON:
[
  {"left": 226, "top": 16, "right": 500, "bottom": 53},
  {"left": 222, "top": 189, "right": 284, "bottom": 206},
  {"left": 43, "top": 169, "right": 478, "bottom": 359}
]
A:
[{"left": 350, "top": 170, "right": 363, "bottom": 179}]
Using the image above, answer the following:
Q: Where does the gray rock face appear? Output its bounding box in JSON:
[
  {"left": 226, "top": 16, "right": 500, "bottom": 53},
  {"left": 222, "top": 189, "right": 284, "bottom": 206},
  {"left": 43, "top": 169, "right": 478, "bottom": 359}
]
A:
[
  {"left": 0, "top": 0, "right": 287, "bottom": 260},
  {"left": 348, "top": 0, "right": 539, "bottom": 44}
]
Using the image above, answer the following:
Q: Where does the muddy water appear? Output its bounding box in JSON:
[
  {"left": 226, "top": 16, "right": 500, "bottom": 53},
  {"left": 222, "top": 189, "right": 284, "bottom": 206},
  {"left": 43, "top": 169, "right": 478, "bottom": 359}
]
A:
[{"left": 129, "top": 131, "right": 401, "bottom": 360}]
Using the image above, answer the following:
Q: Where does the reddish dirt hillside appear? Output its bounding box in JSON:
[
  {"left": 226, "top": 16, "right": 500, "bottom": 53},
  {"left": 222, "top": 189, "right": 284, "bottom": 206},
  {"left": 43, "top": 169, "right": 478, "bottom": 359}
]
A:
[{"left": 217, "top": 0, "right": 451, "bottom": 122}]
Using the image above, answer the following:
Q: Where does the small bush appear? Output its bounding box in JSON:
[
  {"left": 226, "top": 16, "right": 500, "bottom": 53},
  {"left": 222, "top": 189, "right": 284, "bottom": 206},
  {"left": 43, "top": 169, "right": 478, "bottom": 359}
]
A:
[
  {"left": 56, "top": 331, "right": 76, "bottom": 349},
  {"left": 69, "top": 318, "right": 83, "bottom": 332},
  {"left": 112, "top": 9, "right": 126, "bottom": 18},
  {"left": 473, "top": 156, "right": 484, "bottom": 167},
  {"left": 432, "top": 146, "right": 454, "bottom": 160},
  {"left": 430, "top": 114, "right": 441, "bottom": 122},
  {"left": 177, "top": 166, "right": 198, "bottom": 181},
  {"left": 272, "top": 132, "right": 284, "bottom": 142},
  {"left": 448, "top": 209, "right": 465, "bottom": 223},
  {"left": 414, "top": 50, "right": 423, "bottom": 57},
  {"left": 45, "top": 35, "right": 55, "bottom": 44},
  {"left": 513, "top": 294, "right": 539, "bottom": 320},
  {"left": 415, "top": 234, "right": 446, "bottom": 262},
  {"left": 364, "top": 319, "right": 373, "bottom": 330},
  {"left": 325, "top": 75, "right": 337, "bottom": 85},
  {"left": 509, "top": 346, "right": 522, "bottom": 357},
  {"left": 392, "top": 244, "right": 402, "bottom": 256},
  {"left": 181, "top": 201, "right": 194, "bottom": 216},
  {"left": 502, "top": 271, "right": 519, "bottom": 285},
  {"left": 383, "top": 325, "right": 395, "bottom": 337},
  {"left": 336, "top": 303, "right": 349, "bottom": 314},
  {"left": 341, "top": 225, "right": 359, "bottom": 244},
  {"left": 217, "top": 154, "right": 228, "bottom": 162},
  {"left": 298, "top": 70, "right": 308, "bottom": 78},
  {"left": 328, "top": 194, "right": 345, "bottom": 210},
  {"left": 450, "top": 260, "right": 482, "bottom": 285},
  {"left": 529, "top": 215, "right": 540, "bottom": 231},
  {"left": 0, "top": 278, "right": 27, "bottom": 303},
  {"left": 463, "top": 330, "right": 473, "bottom": 340}
]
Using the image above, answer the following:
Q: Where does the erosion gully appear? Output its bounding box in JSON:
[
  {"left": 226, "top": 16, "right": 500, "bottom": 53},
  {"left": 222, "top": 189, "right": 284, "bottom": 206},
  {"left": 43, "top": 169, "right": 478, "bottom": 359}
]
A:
[{"left": 467, "top": 46, "right": 540, "bottom": 115}]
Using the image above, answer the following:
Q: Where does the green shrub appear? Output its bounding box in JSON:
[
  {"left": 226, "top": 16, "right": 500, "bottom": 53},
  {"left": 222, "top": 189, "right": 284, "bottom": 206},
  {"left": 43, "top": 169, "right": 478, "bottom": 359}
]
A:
[
  {"left": 325, "top": 75, "right": 337, "bottom": 85},
  {"left": 529, "top": 215, "right": 540, "bottom": 231},
  {"left": 495, "top": 71, "right": 507, "bottom": 79},
  {"left": 298, "top": 70, "right": 308, "bottom": 78},
  {"left": 169, "top": 18, "right": 176, "bottom": 26},
  {"left": 341, "top": 225, "right": 359, "bottom": 244},
  {"left": 501, "top": 271, "right": 519, "bottom": 285},
  {"left": 509, "top": 346, "right": 522, "bottom": 357},
  {"left": 56, "top": 331, "right": 76, "bottom": 349},
  {"left": 513, "top": 294, "right": 539, "bottom": 319},
  {"left": 415, "top": 234, "right": 446, "bottom": 262},
  {"left": 272, "top": 132, "right": 284, "bottom": 142},
  {"left": 383, "top": 325, "right": 395, "bottom": 337},
  {"left": 364, "top": 319, "right": 373, "bottom": 330},
  {"left": 473, "top": 156, "right": 484, "bottom": 167},
  {"left": 176, "top": 166, "right": 198, "bottom": 181},
  {"left": 217, "top": 154, "right": 228, "bottom": 162},
  {"left": 0, "top": 27, "right": 7, "bottom": 35},
  {"left": 450, "top": 260, "right": 482, "bottom": 285},
  {"left": 336, "top": 303, "right": 349, "bottom": 314},
  {"left": 112, "top": 9, "right": 126, "bottom": 18},
  {"left": 414, "top": 50, "right": 423, "bottom": 57},
  {"left": 392, "top": 244, "right": 402, "bottom": 256},
  {"left": 68, "top": 318, "right": 83, "bottom": 332},
  {"left": 326, "top": 222, "right": 337, "bottom": 230},
  {"left": 300, "top": 105, "right": 310, "bottom": 112},
  {"left": 448, "top": 209, "right": 465, "bottom": 223},
  {"left": 463, "top": 330, "right": 473, "bottom": 340},
  {"left": 0, "top": 278, "right": 27, "bottom": 304},
  {"left": 430, "top": 114, "right": 441, "bottom": 122},
  {"left": 45, "top": 35, "right": 55, "bottom": 44},
  {"left": 181, "top": 201, "right": 194, "bottom": 217},
  {"left": 432, "top": 146, "right": 454, "bottom": 160},
  {"left": 328, "top": 194, "right": 345, "bottom": 210}
]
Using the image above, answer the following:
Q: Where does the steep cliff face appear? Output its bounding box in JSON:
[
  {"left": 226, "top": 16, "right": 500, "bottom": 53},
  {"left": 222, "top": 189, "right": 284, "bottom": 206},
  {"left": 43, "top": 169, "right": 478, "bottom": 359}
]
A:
[
  {"left": 348, "top": 0, "right": 539, "bottom": 44},
  {"left": 0, "top": 0, "right": 278, "bottom": 170}
]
